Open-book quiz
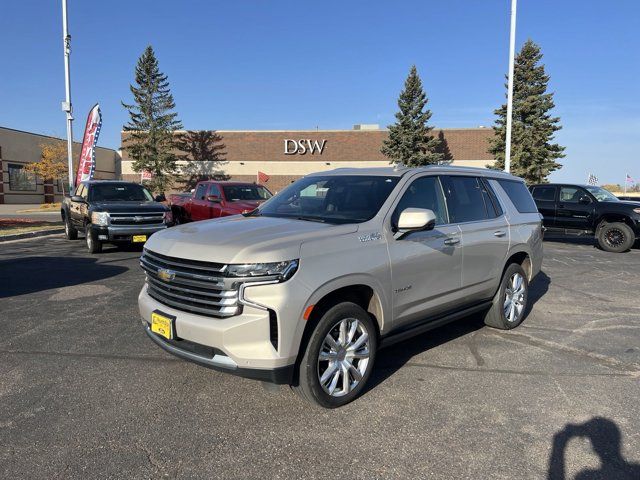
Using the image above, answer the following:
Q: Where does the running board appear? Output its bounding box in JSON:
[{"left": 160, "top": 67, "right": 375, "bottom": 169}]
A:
[{"left": 379, "top": 301, "right": 492, "bottom": 349}]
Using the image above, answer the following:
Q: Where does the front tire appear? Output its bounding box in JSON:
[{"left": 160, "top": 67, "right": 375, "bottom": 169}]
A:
[
  {"left": 85, "top": 224, "right": 102, "bottom": 254},
  {"left": 64, "top": 214, "right": 78, "bottom": 240},
  {"left": 483, "top": 263, "right": 529, "bottom": 330},
  {"left": 293, "top": 302, "right": 377, "bottom": 408},
  {"left": 597, "top": 221, "right": 634, "bottom": 253}
]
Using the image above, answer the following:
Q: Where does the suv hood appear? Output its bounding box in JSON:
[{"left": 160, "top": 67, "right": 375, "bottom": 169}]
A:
[
  {"left": 93, "top": 201, "right": 167, "bottom": 213},
  {"left": 145, "top": 215, "right": 358, "bottom": 264}
]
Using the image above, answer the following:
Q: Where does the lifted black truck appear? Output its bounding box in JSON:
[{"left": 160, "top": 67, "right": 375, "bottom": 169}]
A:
[
  {"left": 530, "top": 183, "right": 640, "bottom": 252},
  {"left": 61, "top": 180, "right": 172, "bottom": 253}
]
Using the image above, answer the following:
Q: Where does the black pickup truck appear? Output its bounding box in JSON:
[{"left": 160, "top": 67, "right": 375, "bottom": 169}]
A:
[
  {"left": 61, "top": 180, "right": 172, "bottom": 253},
  {"left": 529, "top": 183, "right": 640, "bottom": 253}
]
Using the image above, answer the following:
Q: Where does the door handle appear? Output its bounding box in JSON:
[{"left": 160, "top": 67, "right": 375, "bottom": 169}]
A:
[
  {"left": 494, "top": 230, "right": 506, "bottom": 237},
  {"left": 444, "top": 237, "right": 460, "bottom": 246}
]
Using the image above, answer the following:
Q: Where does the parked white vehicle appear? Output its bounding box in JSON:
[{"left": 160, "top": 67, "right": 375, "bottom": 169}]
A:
[{"left": 138, "top": 166, "right": 543, "bottom": 407}]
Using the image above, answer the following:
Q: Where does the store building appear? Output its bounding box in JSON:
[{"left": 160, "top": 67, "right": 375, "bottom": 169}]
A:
[
  {"left": 0, "top": 127, "right": 119, "bottom": 204},
  {"left": 121, "top": 125, "right": 495, "bottom": 192}
]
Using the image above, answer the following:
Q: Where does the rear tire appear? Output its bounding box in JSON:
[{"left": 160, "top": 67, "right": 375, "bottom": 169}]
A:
[
  {"left": 292, "top": 302, "right": 377, "bottom": 408},
  {"left": 85, "top": 224, "right": 102, "bottom": 254},
  {"left": 597, "top": 221, "right": 634, "bottom": 253},
  {"left": 483, "top": 263, "right": 529, "bottom": 330},
  {"left": 64, "top": 214, "right": 78, "bottom": 240}
]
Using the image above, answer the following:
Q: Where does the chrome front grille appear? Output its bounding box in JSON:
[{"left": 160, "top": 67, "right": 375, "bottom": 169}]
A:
[
  {"left": 111, "top": 212, "right": 165, "bottom": 226},
  {"left": 140, "top": 249, "right": 240, "bottom": 318}
]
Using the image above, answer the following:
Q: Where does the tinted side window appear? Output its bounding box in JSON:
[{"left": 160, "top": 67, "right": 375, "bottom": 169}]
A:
[
  {"left": 393, "top": 176, "right": 448, "bottom": 226},
  {"left": 480, "top": 178, "right": 503, "bottom": 218},
  {"left": 559, "top": 186, "right": 585, "bottom": 203},
  {"left": 442, "top": 176, "right": 489, "bottom": 223},
  {"left": 208, "top": 184, "right": 221, "bottom": 197},
  {"left": 532, "top": 186, "right": 556, "bottom": 201},
  {"left": 195, "top": 184, "right": 207, "bottom": 200},
  {"left": 497, "top": 179, "right": 538, "bottom": 213}
]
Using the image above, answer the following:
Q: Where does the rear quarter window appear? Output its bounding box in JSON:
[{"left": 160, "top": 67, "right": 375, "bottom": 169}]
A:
[{"left": 497, "top": 179, "right": 538, "bottom": 213}]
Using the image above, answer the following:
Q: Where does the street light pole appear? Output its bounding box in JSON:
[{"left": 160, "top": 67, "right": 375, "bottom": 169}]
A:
[
  {"left": 504, "top": 0, "right": 517, "bottom": 173},
  {"left": 61, "top": 0, "right": 74, "bottom": 191}
]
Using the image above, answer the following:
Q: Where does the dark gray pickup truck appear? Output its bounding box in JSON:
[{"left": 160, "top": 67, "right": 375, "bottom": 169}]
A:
[{"left": 61, "top": 180, "right": 173, "bottom": 253}]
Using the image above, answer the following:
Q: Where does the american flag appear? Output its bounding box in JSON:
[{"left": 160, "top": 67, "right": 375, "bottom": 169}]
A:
[
  {"left": 587, "top": 173, "right": 598, "bottom": 186},
  {"left": 626, "top": 174, "right": 635, "bottom": 183}
]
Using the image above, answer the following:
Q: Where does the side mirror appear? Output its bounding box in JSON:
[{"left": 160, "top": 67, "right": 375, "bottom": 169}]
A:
[
  {"left": 70, "top": 195, "right": 85, "bottom": 203},
  {"left": 395, "top": 208, "right": 436, "bottom": 239},
  {"left": 206, "top": 195, "right": 221, "bottom": 203},
  {"left": 579, "top": 195, "right": 592, "bottom": 205},
  {"left": 154, "top": 194, "right": 166, "bottom": 202}
]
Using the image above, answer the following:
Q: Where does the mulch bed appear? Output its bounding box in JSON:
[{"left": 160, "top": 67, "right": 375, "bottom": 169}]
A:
[{"left": 0, "top": 218, "right": 61, "bottom": 229}]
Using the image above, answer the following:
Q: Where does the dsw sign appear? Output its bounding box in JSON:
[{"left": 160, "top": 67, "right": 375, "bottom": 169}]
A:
[{"left": 284, "top": 139, "right": 327, "bottom": 155}]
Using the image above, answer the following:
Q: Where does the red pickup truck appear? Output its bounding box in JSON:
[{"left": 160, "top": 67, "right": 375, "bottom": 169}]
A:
[{"left": 169, "top": 181, "right": 272, "bottom": 223}]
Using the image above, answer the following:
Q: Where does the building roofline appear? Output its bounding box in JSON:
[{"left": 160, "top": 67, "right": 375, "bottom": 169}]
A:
[
  {"left": 120, "top": 127, "right": 493, "bottom": 134},
  {"left": 0, "top": 126, "right": 117, "bottom": 153}
]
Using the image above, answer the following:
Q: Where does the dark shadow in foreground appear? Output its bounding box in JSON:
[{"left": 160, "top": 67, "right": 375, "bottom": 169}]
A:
[
  {"left": 364, "top": 270, "right": 551, "bottom": 394},
  {"left": 547, "top": 417, "right": 640, "bottom": 480},
  {"left": 0, "top": 256, "right": 128, "bottom": 298}
]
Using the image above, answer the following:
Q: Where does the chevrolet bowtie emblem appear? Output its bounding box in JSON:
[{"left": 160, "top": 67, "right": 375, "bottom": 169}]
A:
[
  {"left": 134, "top": 216, "right": 143, "bottom": 222},
  {"left": 157, "top": 268, "right": 176, "bottom": 282}
]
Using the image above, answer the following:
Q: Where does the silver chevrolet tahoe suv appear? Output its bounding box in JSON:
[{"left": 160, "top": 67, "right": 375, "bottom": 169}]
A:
[{"left": 138, "top": 166, "right": 543, "bottom": 408}]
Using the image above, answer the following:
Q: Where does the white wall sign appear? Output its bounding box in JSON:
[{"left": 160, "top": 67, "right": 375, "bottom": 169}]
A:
[{"left": 284, "top": 139, "right": 327, "bottom": 155}]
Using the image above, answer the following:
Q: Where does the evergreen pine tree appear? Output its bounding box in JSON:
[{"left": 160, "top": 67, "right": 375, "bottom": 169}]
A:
[
  {"left": 122, "top": 46, "right": 182, "bottom": 193},
  {"left": 381, "top": 65, "right": 442, "bottom": 166},
  {"left": 489, "top": 40, "right": 564, "bottom": 183},
  {"left": 175, "top": 130, "right": 228, "bottom": 190}
]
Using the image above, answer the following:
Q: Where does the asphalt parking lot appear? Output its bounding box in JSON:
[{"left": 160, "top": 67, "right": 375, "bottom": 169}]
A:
[{"left": 1, "top": 235, "right": 639, "bottom": 479}]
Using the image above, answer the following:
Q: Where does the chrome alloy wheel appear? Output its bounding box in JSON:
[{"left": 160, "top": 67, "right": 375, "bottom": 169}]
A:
[
  {"left": 317, "top": 318, "right": 371, "bottom": 397},
  {"left": 503, "top": 272, "right": 526, "bottom": 323}
]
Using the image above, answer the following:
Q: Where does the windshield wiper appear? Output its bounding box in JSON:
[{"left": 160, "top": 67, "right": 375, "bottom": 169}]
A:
[{"left": 294, "top": 216, "right": 325, "bottom": 223}]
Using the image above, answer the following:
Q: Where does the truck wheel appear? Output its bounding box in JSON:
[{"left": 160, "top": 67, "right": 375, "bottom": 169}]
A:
[
  {"left": 597, "top": 222, "right": 634, "bottom": 253},
  {"left": 85, "top": 224, "right": 102, "bottom": 254},
  {"left": 292, "top": 302, "right": 377, "bottom": 408},
  {"left": 483, "top": 263, "right": 529, "bottom": 330},
  {"left": 64, "top": 214, "right": 78, "bottom": 240}
]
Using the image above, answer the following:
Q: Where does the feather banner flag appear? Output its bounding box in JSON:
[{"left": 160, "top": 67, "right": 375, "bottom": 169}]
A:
[{"left": 75, "top": 103, "right": 102, "bottom": 185}]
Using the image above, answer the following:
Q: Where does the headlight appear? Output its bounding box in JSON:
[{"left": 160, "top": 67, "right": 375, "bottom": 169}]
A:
[
  {"left": 163, "top": 210, "right": 173, "bottom": 223},
  {"left": 225, "top": 259, "right": 299, "bottom": 281},
  {"left": 91, "top": 211, "right": 109, "bottom": 226},
  {"left": 634, "top": 208, "right": 640, "bottom": 214}
]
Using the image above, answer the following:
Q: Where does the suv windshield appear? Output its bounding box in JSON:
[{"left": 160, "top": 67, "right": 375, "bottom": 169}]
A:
[
  {"left": 256, "top": 175, "right": 400, "bottom": 224},
  {"left": 585, "top": 186, "right": 619, "bottom": 202},
  {"left": 222, "top": 185, "right": 272, "bottom": 201},
  {"left": 89, "top": 184, "right": 154, "bottom": 202}
]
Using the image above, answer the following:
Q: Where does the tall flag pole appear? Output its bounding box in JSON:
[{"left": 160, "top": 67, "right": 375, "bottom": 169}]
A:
[
  {"left": 504, "top": 0, "right": 518, "bottom": 173},
  {"left": 61, "top": 0, "right": 75, "bottom": 191},
  {"left": 75, "top": 104, "right": 102, "bottom": 185}
]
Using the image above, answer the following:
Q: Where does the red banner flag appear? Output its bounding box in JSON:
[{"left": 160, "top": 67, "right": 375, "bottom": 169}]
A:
[
  {"left": 75, "top": 104, "right": 102, "bottom": 186},
  {"left": 257, "top": 171, "right": 270, "bottom": 183}
]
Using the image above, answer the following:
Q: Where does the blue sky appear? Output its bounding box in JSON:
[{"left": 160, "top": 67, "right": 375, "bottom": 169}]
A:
[{"left": 1, "top": 0, "right": 638, "bottom": 184}]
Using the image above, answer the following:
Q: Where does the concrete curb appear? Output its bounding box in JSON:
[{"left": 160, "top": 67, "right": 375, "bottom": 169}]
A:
[{"left": 0, "top": 228, "right": 65, "bottom": 242}]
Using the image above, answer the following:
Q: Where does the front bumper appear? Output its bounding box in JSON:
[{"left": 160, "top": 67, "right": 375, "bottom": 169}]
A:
[
  {"left": 138, "top": 279, "right": 311, "bottom": 383},
  {"left": 90, "top": 224, "right": 167, "bottom": 242},
  {"left": 144, "top": 326, "right": 294, "bottom": 384}
]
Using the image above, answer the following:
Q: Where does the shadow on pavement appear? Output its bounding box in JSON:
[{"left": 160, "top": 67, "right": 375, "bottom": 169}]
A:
[
  {"left": 547, "top": 417, "right": 640, "bottom": 479},
  {"left": 364, "top": 270, "right": 552, "bottom": 395},
  {"left": 0, "top": 256, "right": 128, "bottom": 298}
]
